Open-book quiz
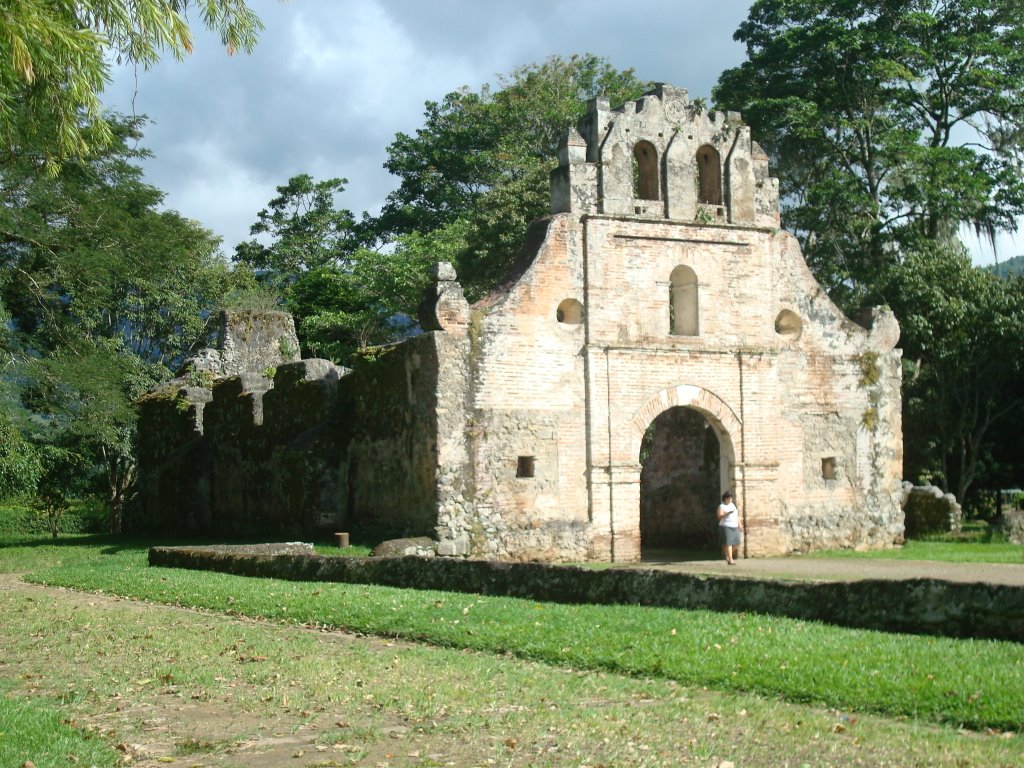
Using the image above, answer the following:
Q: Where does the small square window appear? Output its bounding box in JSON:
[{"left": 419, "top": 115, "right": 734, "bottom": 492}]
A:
[
  {"left": 822, "top": 457, "right": 837, "bottom": 480},
  {"left": 516, "top": 456, "right": 536, "bottom": 478}
]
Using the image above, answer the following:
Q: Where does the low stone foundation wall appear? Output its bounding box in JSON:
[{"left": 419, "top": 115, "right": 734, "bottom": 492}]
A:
[{"left": 149, "top": 547, "right": 1024, "bottom": 643}]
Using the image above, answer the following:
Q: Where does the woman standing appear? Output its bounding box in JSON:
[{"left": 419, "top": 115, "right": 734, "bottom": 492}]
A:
[{"left": 716, "top": 491, "right": 742, "bottom": 564}]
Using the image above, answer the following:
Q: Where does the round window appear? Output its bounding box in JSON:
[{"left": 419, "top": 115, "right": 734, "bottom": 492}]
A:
[
  {"left": 775, "top": 309, "right": 802, "bottom": 340},
  {"left": 556, "top": 298, "right": 584, "bottom": 326}
]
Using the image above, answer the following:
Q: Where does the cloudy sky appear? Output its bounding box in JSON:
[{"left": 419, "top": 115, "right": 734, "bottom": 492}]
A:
[{"left": 103, "top": 0, "right": 1014, "bottom": 265}]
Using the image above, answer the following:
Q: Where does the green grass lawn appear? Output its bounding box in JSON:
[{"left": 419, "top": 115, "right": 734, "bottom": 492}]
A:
[
  {"left": 5, "top": 534, "right": 1022, "bottom": 733},
  {"left": 809, "top": 535, "right": 1022, "bottom": 564},
  {"left": 0, "top": 695, "right": 115, "bottom": 768},
  {"left": 5, "top": 578, "right": 1016, "bottom": 768}
]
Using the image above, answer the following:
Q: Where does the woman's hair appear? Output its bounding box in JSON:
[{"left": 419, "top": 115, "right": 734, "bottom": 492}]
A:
[{"left": 722, "top": 491, "right": 733, "bottom": 501}]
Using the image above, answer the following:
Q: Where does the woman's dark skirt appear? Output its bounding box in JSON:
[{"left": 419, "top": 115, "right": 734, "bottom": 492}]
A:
[{"left": 719, "top": 526, "right": 741, "bottom": 546}]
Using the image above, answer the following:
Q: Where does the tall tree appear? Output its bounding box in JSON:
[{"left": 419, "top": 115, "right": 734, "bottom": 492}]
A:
[
  {"left": 234, "top": 175, "right": 434, "bottom": 362},
  {"left": 234, "top": 174, "right": 355, "bottom": 278},
  {"left": 885, "top": 246, "right": 1024, "bottom": 502},
  {"left": 714, "top": 0, "right": 1024, "bottom": 310},
  {"left": 0, "top": 412, "right": 41, "bottom": 501},
  {"left": 0, "top": 0, "right": 262, "bottom": 172},
  {"left": 714, "top": 0, "right": 1024, "bottom": 501},
  {"left": 1, "top": 115, "right": 240, "bottom": 529},
  {"left": 365, "top": 54, "right": 652, "bottom": 299}
]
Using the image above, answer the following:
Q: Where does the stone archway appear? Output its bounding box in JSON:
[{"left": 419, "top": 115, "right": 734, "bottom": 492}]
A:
[
  {"left": 624, "top": 385, "right": 740, "bottom": 560},
  {"left": 639, "top": 406, "right": 721, "bottom": 554}
]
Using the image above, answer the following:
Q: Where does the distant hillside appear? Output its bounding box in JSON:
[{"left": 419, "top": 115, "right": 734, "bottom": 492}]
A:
[{"left": 985, "top": 254, "right": 1024, "bottom": 278}]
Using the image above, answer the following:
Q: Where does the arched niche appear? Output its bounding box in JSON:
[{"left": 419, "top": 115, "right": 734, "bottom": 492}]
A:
[{"left": 670, "top": 265, "right": 699, "bottom": 336}]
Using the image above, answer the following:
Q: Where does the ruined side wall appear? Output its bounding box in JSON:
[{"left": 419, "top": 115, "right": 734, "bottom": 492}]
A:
[
  {"left": 135, "top": 334, "right": 447, "bottom": 541},
  {"left": 452, "top": 216, "right": 593, "bottom": 561},
  {"left": 335, "top": 333, "right": 443, "bottom": 539},
  {"left": 204, "top": 361, "right": 344, "bottom": 535},
  {"left": 133, "top": 386, "right": 212, "bottom": 533},
  {"left": 133, "top": 360, "right": 346, "bottom": 536},
  {"left": 203, "top": 372, "right": 272, "bottom": 533}
]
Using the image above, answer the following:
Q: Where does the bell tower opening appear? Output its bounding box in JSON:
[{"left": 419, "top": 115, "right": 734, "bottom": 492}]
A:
[
  {"left": 639, "top": 406, "right": 721, "bottom": 559},
  {"left": 632, "top": 140, "right": 660, "bottom": 201},
  {"left": 696, "top": 144, "right": 722, "bottom": 206}
]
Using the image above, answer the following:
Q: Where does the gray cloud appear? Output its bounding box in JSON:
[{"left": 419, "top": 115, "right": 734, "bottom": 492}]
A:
[
  {"left": 102, "top": 0, "right": 753, "bottom": 251},
  {"left": 100, "top": 0, "right": 1011, "bottom": 263}
]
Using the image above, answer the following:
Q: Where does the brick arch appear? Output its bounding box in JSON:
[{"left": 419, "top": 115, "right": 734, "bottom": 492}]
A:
[{"left": 629, "top": 384, "right": 741, "bottom": 462}]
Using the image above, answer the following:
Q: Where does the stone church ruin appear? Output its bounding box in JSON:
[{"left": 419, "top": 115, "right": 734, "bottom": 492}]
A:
[{"left": 135, "top": 85, "right": 905, "bottom": 561}]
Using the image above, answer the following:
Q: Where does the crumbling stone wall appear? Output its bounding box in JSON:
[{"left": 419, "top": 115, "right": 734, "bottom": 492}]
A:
[
  {"left": 902, "top": 484, "right": 963, "bottom": 537},
  {"left": 134, "top": 385, "right": 212, "bottom": 533},
  {"left": 1000, "top": 509, "right": 1024, "bottom": 545},
  {"left": 134, "top": 314, "right": 444, "bottom": 539},
  {"left": 186, "top": 309, "right": 299, "bottom": 379},
  {"left": 336, "top": 334, "right": 443, "bottom": 538}
]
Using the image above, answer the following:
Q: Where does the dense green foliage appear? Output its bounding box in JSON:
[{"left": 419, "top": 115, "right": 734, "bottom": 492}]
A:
[
  {"left": 233, "top": 174, "right": 435, "bottom": 360},
  {"left": 715, "top": 0, "right": 1024, "bottom": 306},
  {"left": 987, "top": 254, "right": 1024, "bottom": 278},
  {"left": 364, "top": 54, "right": 651, "bottom": 301},
  {"left": 884, "top": 248, "right": 1024, "bottom": 499},
  {"left": 0, "top": 0, "right": 262, "bottom": 172},
  {"left": 0, "top": 500, "right": 107, "bottom": 537},
  {"left": 0, "top": 116, "right": 248, "bottom": 529},
  {"left": 714, "top": 0, "right": 1024, "bottom": 501},
  {"left": 13, "top": 537, "right": 1023, "bottom": 731},
  {"left": 0, "top": 415, "right": 41, "bottom": 499},
  {"left": 0, "top": 1, "right": 267, "bottom": 523}
]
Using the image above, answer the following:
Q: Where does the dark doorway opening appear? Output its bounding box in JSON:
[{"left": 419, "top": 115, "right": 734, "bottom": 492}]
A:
[{"left": 639, "top": 406, "right": 721, "bottom": 560}]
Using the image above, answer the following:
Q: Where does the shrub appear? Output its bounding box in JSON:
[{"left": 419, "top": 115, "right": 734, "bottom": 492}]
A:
[
  {"left": 0, "top": 499, "right": 107, "bottom": 537},
  {"left": 0, "top": 418, "right": 42, "bottom": 500}
]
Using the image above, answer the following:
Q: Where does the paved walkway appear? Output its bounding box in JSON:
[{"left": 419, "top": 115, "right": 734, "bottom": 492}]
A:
[{"left": 628, "top": 554, "right": 1024, "bottom": 586}]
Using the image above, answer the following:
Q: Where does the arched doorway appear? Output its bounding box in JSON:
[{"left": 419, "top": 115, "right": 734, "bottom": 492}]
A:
[{"left": 639, "top": 406, "right": 721, "bottom": 558}]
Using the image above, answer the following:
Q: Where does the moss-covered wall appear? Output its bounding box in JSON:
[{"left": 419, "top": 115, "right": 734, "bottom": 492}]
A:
[
  {"left": 134, "top": 359, "right": 348, "bottom": 537},
  {"left": 133, "top": 332, "right": 446, "bottom": 540},
  {"left": 132, "top": 385, "right": 212, "bottom": 533},
  {"left": 336, "top": 333, "right": 442, "bottom": 538}
]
